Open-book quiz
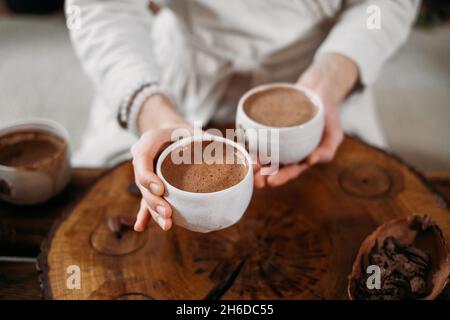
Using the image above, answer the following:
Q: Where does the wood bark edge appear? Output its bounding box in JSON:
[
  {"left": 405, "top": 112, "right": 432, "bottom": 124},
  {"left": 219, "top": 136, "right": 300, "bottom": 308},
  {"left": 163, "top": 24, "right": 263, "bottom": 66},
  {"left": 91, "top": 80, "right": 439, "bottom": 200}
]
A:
[{"left": 35, "top": 136, "right": 449, "bottom": 299}]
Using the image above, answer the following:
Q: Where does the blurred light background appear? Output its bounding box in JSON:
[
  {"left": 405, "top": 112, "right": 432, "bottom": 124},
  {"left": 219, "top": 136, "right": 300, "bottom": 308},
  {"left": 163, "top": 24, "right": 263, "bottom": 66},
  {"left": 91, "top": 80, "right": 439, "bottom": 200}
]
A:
[{"left": 0, "top": 0, "right": 449, "bottom": 171}]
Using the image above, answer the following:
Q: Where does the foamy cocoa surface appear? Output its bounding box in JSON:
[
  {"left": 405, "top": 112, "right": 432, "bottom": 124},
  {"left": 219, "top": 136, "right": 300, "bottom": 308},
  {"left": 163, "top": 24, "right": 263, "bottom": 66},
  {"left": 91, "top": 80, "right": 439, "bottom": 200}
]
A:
[
  {"left": 244, "top": 87, "right": 317, "bottom": 127},
  {"left": 0, "top": 131, "right": 65, "bottom": 167},
  {"left": 161, "top": 141, "right": 247, "bottom": 193}
]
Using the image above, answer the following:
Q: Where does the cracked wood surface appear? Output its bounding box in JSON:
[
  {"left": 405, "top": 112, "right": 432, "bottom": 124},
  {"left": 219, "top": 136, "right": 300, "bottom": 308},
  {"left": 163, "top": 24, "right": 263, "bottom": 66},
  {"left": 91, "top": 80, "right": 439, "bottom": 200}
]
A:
[{"left": 36, "top": 136, "right": 450, "bottom": 300}]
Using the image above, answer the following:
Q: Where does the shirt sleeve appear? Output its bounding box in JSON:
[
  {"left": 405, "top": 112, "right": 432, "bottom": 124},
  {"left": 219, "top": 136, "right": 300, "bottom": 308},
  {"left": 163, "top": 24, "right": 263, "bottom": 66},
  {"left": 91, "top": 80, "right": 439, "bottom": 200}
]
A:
[
  {"left": 315, "top": 0, "right": 421, "bottom": 86},
  {"left": 66, "top": 0, "right": 161, "bottom": 119}
]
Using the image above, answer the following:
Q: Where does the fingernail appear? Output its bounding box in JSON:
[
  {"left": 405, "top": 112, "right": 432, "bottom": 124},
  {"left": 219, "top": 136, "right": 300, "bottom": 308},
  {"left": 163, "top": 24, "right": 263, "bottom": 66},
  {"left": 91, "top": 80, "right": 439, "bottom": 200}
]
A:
[
  {"left": 150, "top": 183, "right": 160, "bottom": 195},
  {"left": 156, "top": 205, "right": 166, "bottom": 216},
  {"left": 134, "top": 222, "right": 142, "bottom": 232},
  {"left": 157, "top": 216, "right": 166, "bottom": 229}
]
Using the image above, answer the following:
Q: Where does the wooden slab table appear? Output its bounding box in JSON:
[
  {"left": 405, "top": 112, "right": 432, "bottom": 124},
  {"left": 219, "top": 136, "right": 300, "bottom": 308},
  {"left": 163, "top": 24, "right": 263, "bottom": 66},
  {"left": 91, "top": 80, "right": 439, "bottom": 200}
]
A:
[{"left": 0, "top": 136, "right": 449, "bottom": 299}]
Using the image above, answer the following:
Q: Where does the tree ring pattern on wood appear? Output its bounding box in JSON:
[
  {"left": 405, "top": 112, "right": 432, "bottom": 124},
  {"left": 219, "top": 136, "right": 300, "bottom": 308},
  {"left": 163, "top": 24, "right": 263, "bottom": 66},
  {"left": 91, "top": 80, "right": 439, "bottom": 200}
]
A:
[
  {"left": 187, "top": 209, "right": 332, "bottom": 299},
  {"left": 40, "top": 137, "right": 449, "bottom": 300},
  {"left": 127, "top": 183, "right": 141, "bottom": 197},
  {"left": 87, "top": 277, "right": 152, "bottom": 299},
  {"left": 116, "top": 293, "right": 153, "bottom": 300},
  {"left": 0, "top": 178, "right": 12, "bottom": 196},
  {"left": 338, "top": 164, "right": 395, "bottom": 198},
  {"left": 89, "top": 215, "right": 148, "bottom": 256}
]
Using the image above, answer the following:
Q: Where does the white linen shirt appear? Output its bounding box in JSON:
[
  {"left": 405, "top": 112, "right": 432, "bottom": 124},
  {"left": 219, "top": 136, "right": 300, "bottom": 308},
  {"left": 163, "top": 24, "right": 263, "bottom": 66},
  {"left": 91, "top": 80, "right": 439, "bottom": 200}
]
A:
[{"left": 67, "top": 0, "right": 420, "bottom": 166}]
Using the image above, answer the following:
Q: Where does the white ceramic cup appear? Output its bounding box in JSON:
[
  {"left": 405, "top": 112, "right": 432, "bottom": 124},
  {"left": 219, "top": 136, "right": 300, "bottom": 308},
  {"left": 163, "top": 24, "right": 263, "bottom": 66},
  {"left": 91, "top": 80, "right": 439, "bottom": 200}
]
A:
[
  {"left": 0, "top": 119, "right": 72, "bottom": 205},
  {"left": 236, "top": 83, "right": 325, "bottom": 165},
  {"left": 156, "top": 134, "right": 253, "bottom": 233}
]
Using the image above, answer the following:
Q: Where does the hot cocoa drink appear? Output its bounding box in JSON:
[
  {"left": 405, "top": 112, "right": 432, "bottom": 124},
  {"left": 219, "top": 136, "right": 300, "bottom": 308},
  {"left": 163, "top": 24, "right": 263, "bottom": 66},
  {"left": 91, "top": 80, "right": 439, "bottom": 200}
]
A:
[
  {"left": 161, "top": 141, "right": 248, "bottom": 193},
  {"left": 243, "top": 86, "right": 317, "bottom": 127},
  {"left": 0, "top": 130, "right": 66, "bottom": 168}
]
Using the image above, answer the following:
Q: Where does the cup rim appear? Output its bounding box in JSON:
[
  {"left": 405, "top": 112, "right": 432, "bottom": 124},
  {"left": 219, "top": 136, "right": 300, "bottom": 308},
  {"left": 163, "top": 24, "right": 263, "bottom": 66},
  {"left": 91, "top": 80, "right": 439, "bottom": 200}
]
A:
[
  {"left": 0, "top": 118, "right": 71, "bottom": 172},
  {"left": 237, "top": 82, "right": 324, "bottom": 132},
  {"left": 156, "top": 134, "right": 253, "bottom": 197}
]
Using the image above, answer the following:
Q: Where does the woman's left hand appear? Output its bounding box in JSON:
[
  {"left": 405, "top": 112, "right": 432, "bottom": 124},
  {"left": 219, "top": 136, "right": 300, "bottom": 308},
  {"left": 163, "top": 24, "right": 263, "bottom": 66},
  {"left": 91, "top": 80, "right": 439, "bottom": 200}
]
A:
[{"left": 254, "top": 53, "right": 359, "bottom": 188}]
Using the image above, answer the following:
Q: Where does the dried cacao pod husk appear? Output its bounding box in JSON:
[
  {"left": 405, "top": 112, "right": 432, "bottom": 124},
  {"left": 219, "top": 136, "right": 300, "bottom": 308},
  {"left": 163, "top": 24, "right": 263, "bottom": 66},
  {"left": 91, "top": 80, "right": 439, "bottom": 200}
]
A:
[{"left": 348, "top": 216, "right": 450, "bottom": 300}]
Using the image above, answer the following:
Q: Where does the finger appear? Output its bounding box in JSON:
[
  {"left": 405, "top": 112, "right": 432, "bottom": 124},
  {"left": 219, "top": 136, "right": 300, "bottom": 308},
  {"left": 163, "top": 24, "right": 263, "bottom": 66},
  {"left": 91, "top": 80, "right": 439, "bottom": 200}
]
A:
[
  {"left": 253, "top": 168, "right": 267, "bottom": 189},
  {"left": 134, "top": 199, "right": 152, "bottom": 232},
  {"left": 132, "top": 158, "right": 164, "bottom": 197},
  {"left": 267, "top": 164, "right": 309, "bottom": 187},
  {"left": 131, "top": 136, "right": 168, "bottom": 196},
  {"left": 307, "top": 111, "right": 343, "bottom": 165},
  {"left": 149, "top": 207, "right": 172, "bottom": 231},
  {"left": 132, "top": 155, "right": 165, "bottom": 196},
  {"left": 253, "top": 161, "right": 261, "bottom": 173},
  {"left": 137, "top": 185, "right": 172, "bottom": 219},
  {"left": 307, "top": 130, "right": 343, "bottom": 165}
]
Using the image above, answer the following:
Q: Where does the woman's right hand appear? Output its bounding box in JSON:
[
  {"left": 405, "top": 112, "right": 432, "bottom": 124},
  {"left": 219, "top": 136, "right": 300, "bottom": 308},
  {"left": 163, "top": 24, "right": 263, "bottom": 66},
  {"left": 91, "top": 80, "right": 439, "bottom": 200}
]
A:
[{"left": 132, "top": 93, "right": 191, "bottom": 232}]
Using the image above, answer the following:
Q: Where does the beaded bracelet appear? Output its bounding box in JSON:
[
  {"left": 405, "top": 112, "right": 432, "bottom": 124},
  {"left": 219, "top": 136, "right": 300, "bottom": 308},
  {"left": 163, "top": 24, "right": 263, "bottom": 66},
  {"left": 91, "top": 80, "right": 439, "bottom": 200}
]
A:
[{"left": 117, "top": 81, "right": 175, "bottom": 136}]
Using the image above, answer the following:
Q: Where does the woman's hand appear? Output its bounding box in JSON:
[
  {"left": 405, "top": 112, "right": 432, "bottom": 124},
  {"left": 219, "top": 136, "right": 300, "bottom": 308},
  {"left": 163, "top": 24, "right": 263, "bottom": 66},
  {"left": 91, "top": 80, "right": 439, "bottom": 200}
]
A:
[
  {"left": 132, "top": 93, "right": 191, "bottom": 232},
  {"left": 255, "top": 53, "right": 359, "bottom": 188}
]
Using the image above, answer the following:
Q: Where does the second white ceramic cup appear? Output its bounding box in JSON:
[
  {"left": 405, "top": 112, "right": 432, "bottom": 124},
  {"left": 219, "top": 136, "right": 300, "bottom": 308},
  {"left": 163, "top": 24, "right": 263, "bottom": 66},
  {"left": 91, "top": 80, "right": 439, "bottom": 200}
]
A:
[
  {"left": 156, "top": 135, "right": 253, "bottom": 233},
  {"left": 236, "top": 83, "right": 325, "bottom": 165}
]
